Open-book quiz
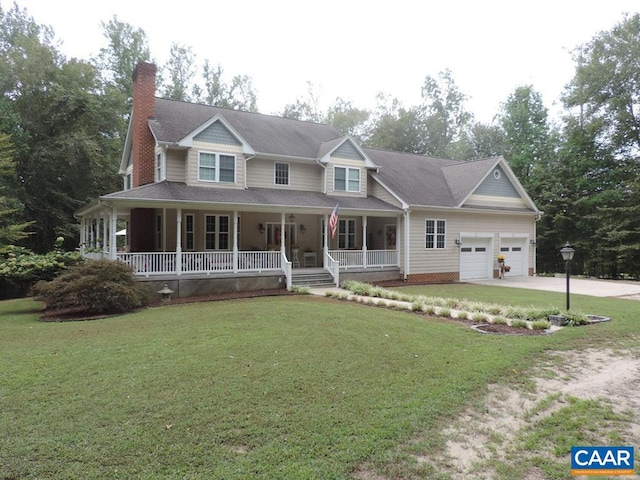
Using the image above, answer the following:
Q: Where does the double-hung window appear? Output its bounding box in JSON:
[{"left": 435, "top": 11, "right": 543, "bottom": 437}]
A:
[
  {"left": 274, "top": 162, "right": 289, "bottom": 185},
  {"left": 198, "top": 152, "right": 236, "bottom": 183},
  {"left": 425, "top": 220, "right": 446, "bottom": 249},
  {"left": 155, "top": 153, "right": 164, "bottom": 182},
  {"left": 184, "top": 214, "right": 195, "bottom": 251},
  {"left": 334, "top": 166, "right": 360, "bottom": 192},
  {"left": 204, "top": 215, "right": 230, "bottom": 250},
  {"left": 338, "top": 219, "right": 356, "bottom": 249}
]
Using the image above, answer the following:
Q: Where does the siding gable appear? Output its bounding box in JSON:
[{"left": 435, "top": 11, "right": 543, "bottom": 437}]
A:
[
  {"left": 194, "top": 121, "right": 242, "bottom": 146},
  {"left": 332, "top": 141, "right": 364, "bottom": 161},
  {"left": 474, "top": 166, "right": 519, "bottom": 198}
]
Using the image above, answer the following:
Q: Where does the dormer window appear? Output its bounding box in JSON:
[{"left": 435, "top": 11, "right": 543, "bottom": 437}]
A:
[
  {"left": 334, "top": 166, "right": 360, "bottom": 192},
  {"left": 198, "top": 152, "right": 236, "bottom": 183}
]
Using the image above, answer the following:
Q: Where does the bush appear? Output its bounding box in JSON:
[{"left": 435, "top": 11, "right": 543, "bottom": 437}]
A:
[
  {"left": 0, "top": 242, "right": 83, "bottom": 295},
  {"left": 34, "top": 260, "right": 148, "bottom": 316}
]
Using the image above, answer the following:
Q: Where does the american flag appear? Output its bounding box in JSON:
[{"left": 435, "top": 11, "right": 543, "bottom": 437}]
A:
[{"left": 329, "top": 203, "right": 339, "bottom": 239}]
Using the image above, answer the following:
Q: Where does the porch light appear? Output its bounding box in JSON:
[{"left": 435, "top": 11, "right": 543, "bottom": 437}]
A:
[
  {"left": 259, "top": 223, "right": 265, "bottom": 234},
  {"left": 455, "top": 239, "right": 462, "bottom": 246},
  {"left": 158, "top": 283, "right": 174, "bottom": 302},
  {"left": 288, "top": 214, "right": 295, "bottom": 223},
  {"left": 300, "top": 224, "right": 306, "bottom": 234}
]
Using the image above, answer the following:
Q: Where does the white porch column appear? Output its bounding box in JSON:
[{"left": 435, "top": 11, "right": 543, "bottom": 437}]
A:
[
  {"left": 79, "top": 217, "right": 86, "bottom": 254},
  {"left": 99, "top": 213, "right": 106, "bottom": 254},
  {"left": 323, "top": 214, "right": 329, "bottom": 267},
  {"left": 175, "top": 208, "right": 182, "bottom": 275},
  {"left": 110, "top": 206, "right": 118, "bottom": 260},
  {"left": 362, "top": 215, "right": 368, "bottom": 268},
  {"left": 233, "top": 211, "right": 239, "bottom": 273},
  {"left": 403, "top": 210, "right": 410, "bottom": 280}
]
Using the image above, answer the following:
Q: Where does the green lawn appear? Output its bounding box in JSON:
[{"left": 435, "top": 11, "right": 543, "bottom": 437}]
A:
[{"left": 1, "top": 287, "right": 637, "bottom": 479}]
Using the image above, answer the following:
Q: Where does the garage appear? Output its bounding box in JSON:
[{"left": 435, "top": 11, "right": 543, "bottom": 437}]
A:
[
  {"left": 460, "top": 237, "right": 492, "bottom": 280},
  {"left": 499, "top": 238, "right": 528, "bottom": 276}
]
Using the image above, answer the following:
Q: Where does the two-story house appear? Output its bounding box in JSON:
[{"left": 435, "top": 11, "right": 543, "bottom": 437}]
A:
[{"left": 76, "top": 62, "right": 541, "bottom": 297}]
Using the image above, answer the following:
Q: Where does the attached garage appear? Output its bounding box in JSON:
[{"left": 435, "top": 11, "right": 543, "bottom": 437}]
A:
[
  {"left": 499, "top": 237, "right": 528, "bottom": 276},
  {"left": 460, "top": 237, "right": 492, "bottom": 280}
]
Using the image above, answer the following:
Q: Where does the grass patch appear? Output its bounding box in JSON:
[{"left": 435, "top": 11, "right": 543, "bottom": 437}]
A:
[{"left": 2, "top": 282, "right": 638, "bottom": 478}]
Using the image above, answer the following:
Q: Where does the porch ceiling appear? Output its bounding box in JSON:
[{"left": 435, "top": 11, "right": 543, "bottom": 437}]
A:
[{"left": 96, "top": 181, "right": 402, "bottom": 215}]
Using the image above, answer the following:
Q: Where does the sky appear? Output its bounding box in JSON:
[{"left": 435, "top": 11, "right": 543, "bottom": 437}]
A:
[{"left": 3, "top": 0, "right": 639, "bottom": 124}]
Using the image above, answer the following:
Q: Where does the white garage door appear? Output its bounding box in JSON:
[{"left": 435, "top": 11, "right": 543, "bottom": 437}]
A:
[
  {"left": 499, "top": 239, "right": 527, "bottom": 276},
  {"left": 460, "top": 238, "right": 491, "bottom": 280}
]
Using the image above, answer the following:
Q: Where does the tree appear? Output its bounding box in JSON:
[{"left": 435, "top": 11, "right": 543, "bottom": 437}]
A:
[
  {"left": 160, "top": 42, "right": 197, "bottom": 101},
  {"left": 281, "top": 81, "right": 324, "bottom": 122},
  {"left": 364, "top": 94, "right": 423, "bottom": 153},
  {"left": 418, "top": 69, "right": 473, "bottom": 158},
  {"left": 195, "top": 60, "right": 258, "bottom": 112},
  {"left": 325, "top": 98, "right": 369, "bottom": 142},
  {"left": 0, "top": 133, "right": 31, "bottom": 247},
  {"left": 0, "top": 4, "right": 121, "bottom": 252},
  {"left": 564, "top": 14, "right": 640, "bottom": 156},
  {"left": 96, "top": 15, "right": 151, "bottom": 102},
  {"left": 498, "top": 85, "right": 553, "bottom": 187}
]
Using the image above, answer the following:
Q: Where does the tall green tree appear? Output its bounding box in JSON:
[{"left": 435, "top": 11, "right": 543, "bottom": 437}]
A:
[
  {"left": 364, "top": 94, "right": 423, "bottom": 153},
  {"left": 0, "top": 4, "right": 120, "bottom": 252},
  {"left": 326, "top": 98, "right": 369, "bottom": 142},
  {"left": 160, "top": 42, "right": 197, "bottom": 101},
  {"left": 0, "top": 133, "right": 31, "bottom": 247},
  {"left": 498, "top": 85, "right": 553, "bottom": 187},
  {"left": 195, "top": 60, "right": 258, "bottom": 112},
  {"left": 418, "top": 69, "right": 473, "bottom": 158}
]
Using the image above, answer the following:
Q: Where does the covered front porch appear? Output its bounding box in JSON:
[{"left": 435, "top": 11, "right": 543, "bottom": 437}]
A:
[{"left": 77, "top": 201, "right": 402, "bottom": 289}]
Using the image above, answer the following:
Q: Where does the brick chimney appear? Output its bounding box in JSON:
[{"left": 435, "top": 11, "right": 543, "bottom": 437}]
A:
[{"left": 131, "top": 62, "right": 157, "bottom": 187}]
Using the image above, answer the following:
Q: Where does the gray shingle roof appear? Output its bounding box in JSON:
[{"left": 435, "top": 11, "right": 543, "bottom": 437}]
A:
[
  {"left": 103, "top": 181, "right": 400, "bottom": 213},
  {"left": 151, "top": 98, "right": 344, "bottom": 159}
]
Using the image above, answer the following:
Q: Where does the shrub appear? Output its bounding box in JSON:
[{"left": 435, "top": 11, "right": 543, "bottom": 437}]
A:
[
  {"left": 290, "top": 285, "right": 310, "bottom": 294},
  {"left": 510, "top": 319, "right": 529, "bottom": 329},
  {"left": 34, "top": 259, "right": 148, "bottom": 316},
  {"left": 457, "top": 311, "right": 469, "bottom": 320},
  {"left": 437, "top": 307, "right": 452, "bottom": 318},
  {"left": 0, "top": 241, "right": 83, "bottom": 295},
  {"left": 531, "top": 320, "right": 551, "bottom": 330},
  {"left": 491, "top": 316, "right": 508, "bottom": 325},
  {"left": 471, "top": 312, "right": 488, "bottom": 322},
  {"left": 411, "top": 301, "right": 423, "bottom": 312}
]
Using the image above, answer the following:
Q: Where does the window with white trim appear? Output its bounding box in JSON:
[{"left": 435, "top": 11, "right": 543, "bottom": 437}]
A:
[
  {"left": 204, "top": 215, "right": 230, "bottom": 250},
  {"left": 274, "top": 162, "right": 289, "bottom": 185},
  {"left": 338, "top": 219, "right": 356, "bottom": 249},
  {"left": 334, "top": 166, "right": 360, "bottom": 192},
  {"left": 184, "top": 214, "right": 195, "bottom": 251},
  {"left": 155, "top": 153, "right": 165, "bottom": 182},
  {"left": 425, "top": 219, "right": 446, "bottom": 249},
  {"left": 125, "top": 172, "right": 132, "bottom": 190},
  {"left": 198, "top": 152, "right": 236, "bottom": 183}
]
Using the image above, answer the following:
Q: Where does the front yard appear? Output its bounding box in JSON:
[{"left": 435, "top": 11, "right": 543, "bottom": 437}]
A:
[{"left": 1, "top": 286, "right": 638, "bottom": 479}]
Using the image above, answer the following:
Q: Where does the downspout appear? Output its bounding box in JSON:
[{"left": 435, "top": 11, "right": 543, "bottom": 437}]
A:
[
  {"left": 403, "top": 209, "right": 410, "bottom": 281},
  {"left": 316, "top": 159, "right": 327, "bottom": 194},
  {"left": 244, "top": 155, "right": 255, "bottom": 189}
]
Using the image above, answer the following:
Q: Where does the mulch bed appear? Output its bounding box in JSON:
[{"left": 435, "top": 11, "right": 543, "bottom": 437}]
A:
[{"left": 39, "top": 288, "right": 294, "bottom": 322}]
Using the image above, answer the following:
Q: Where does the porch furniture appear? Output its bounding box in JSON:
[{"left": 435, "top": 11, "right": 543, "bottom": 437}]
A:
[{"left": 303, "top": 251, "right": 317, "bottom": 268}]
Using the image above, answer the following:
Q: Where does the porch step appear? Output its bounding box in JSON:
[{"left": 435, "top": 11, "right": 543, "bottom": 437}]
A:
[{"left": 291, "top": 269, "right": 336, "bottom": 287}]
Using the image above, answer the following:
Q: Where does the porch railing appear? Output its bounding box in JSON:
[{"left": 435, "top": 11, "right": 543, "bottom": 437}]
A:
[
  {"left": 114, "top": 249, "right": 397, "bottom": 276},
  {"left": 117, "top": 251, "right": 283, "bottom": 276},
  {"left": 325, "top": 251, "right": 340, "bottom": 287},
  {"left": 328, "top": 249, "right": 398, "bottom": 269}
]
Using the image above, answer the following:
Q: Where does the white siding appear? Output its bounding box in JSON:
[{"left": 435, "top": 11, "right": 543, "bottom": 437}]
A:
[{"left": 368, "top": 178, "right": 403, "bottom": 208}]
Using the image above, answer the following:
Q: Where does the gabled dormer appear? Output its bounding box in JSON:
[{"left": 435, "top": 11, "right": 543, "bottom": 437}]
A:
[{"left": 320, "top": 136, "right": 377, "bottom": 197}]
